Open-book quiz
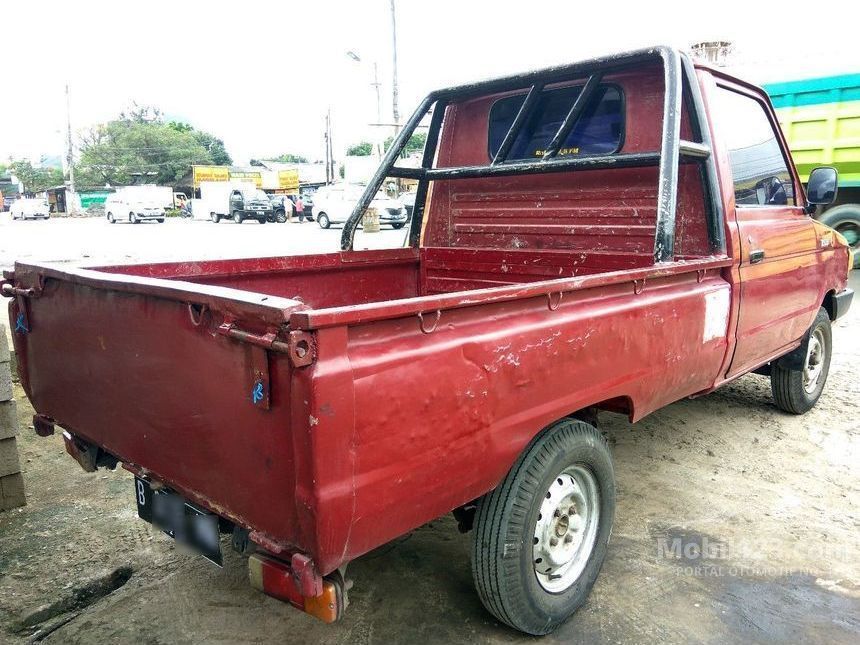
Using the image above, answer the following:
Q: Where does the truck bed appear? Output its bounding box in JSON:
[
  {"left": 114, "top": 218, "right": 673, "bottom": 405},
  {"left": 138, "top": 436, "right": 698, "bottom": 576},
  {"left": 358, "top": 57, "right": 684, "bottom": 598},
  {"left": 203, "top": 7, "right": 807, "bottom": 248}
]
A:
[{"left": 9, "top": 246, "right": 732, "bottom": 573}]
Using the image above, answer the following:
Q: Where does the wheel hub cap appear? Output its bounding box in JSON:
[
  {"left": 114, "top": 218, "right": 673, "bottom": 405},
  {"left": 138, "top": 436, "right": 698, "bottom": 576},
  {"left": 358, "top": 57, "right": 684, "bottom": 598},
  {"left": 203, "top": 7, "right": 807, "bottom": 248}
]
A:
[
  {"left": 533, "top": 465, "right": 600, "bottom": 592},
  {"left": 803, "top": 328, "right": 826, "bottom": 394}
]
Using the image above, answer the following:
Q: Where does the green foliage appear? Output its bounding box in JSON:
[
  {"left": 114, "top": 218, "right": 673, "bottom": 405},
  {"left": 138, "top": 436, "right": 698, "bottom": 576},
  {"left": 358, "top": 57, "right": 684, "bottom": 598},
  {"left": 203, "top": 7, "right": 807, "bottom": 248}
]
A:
[
  {"left": 8, "top": 159, "right": 64, "bottom": 193},
  {"left": 265, "top": 153, "right": 308, "bottom": 164},
  {"left": 76, "top": 107, "right": 232, "bottom": 186},
  {"left": 346, "top": 141, "right": 374, "bottom": 156},
  {"left": 384, "top": 131, "right": 426, "bottom": 155}
]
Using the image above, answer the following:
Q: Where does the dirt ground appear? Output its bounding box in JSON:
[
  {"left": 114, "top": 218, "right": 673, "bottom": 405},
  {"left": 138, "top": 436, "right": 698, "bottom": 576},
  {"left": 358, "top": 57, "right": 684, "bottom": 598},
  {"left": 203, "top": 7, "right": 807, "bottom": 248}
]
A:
[{"left": 1, "top": 272, "right": 858, "bottom": 644}]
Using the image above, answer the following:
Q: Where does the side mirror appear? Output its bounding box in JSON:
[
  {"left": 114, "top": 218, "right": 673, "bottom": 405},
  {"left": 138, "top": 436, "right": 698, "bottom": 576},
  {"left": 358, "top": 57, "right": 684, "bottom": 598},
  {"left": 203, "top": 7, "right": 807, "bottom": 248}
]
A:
[{"left": 807, "top": 166, "right": 838, "bottom": 207}]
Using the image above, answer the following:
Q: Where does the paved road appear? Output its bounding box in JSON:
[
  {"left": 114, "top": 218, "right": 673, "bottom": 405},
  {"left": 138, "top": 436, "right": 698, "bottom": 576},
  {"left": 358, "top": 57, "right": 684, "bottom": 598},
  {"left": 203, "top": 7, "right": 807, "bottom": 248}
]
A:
[{"left": 0, "top": 214, "right": 409, "bottom": 273}]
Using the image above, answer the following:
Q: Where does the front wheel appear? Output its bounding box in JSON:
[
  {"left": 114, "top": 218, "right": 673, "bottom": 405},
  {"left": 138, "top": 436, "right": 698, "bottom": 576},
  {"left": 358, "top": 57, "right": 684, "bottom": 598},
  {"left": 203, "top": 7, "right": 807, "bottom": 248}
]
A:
[
  {"left": 232, "top": 211, "right": 243, "bottom": 224},
  {"left": 471, "top": 419, "right": 615, "bottom": 635},
  {"left": 157, "top": 218, "right": 165, "bottom": 223},
  {"left": 211, "top": 212, "right": 220, "bottom": 224},
  {"left": 275, "top": 210, "right": 287, "bottom": 224},
  {"left": 391, "top": 222, "right": 405, "bottom": 229},
  {"left": 130, "top": 212, "right": 139, "bottom": 224},
  {"left": 771, "top": 307, "right": 832, "bottom": 414},
  {"left": 107, "top": 212, "right": 116, "bottom": 224},
  {"left": 317, "top": 212, "right": 331, "bottom": 229}
]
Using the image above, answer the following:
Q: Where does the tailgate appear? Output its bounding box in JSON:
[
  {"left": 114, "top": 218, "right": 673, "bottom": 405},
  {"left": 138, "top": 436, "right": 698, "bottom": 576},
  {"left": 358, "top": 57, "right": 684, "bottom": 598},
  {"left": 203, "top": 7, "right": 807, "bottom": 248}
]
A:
[{"left": 4, "top": 261, "right": 310, "bottom": 547}]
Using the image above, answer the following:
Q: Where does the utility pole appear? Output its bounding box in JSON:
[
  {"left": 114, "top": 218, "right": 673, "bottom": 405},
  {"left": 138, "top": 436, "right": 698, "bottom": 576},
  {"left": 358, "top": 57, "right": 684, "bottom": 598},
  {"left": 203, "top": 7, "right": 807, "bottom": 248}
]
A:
[
  {"left": 65, "top": 83, "right": 76, "bottom": 211},
  {"left": 389, "top": 0, "right": 400, "bottom": 133},
  {"left": 324, "top": 109, "right": 331, "bottom": 184}
]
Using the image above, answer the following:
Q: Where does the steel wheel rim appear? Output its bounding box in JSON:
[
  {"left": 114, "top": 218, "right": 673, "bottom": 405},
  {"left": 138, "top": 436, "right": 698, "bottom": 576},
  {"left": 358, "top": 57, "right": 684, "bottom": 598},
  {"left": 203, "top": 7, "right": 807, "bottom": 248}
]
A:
[
  {"left": 803, "top": 327, "right": 826, "bottom": 394},
  {"left": 533, "top": 464, "right": 600, "bottom": 593}
]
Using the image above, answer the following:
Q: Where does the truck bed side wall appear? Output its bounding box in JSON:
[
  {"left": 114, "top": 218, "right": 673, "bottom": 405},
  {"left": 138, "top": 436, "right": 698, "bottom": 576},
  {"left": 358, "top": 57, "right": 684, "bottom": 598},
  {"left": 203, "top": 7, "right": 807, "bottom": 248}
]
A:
[{"left": 302, "top": 269, "right": 732, "bottom": 573}]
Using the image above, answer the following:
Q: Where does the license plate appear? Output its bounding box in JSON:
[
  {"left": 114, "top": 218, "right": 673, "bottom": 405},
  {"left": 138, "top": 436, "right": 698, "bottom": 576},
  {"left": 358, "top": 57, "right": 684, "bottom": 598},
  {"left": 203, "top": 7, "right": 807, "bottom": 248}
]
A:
[{"left": 135, "top": 477, "right": 223, "bottom": 566}]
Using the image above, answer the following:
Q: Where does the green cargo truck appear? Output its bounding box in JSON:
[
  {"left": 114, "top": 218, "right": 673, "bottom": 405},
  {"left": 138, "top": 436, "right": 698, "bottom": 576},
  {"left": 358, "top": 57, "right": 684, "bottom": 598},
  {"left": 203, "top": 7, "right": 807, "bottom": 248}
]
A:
[{"left": 765, "top": 74, "right": 860, "bottom": 267}]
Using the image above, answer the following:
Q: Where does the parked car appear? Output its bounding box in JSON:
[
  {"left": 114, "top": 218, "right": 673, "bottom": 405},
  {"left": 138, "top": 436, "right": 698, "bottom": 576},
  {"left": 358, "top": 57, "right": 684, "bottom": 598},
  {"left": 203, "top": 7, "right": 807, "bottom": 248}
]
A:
[
  {"left": 299, "top": 187, "right": 316, "bottom": 221},
  {"left": 3, "top": 47, "right": 854, "bottom": 635},
  {"left": 227, "top": 188, "right": 272, "bottom": 224},
  {"left": 10, "top": 198, "right": 50, "bottom": 220},
  {"left": 104, "top": 187, "right": 166, "bottom": 224},
  {"left": 267, "top": 195, "right": 293, "bottom": 223},
  {"left": 401, "top": 190, "right": 417, "bottom": 219},
  {"left": 313, "top": 184, "right": 407, "bottom": 229}
]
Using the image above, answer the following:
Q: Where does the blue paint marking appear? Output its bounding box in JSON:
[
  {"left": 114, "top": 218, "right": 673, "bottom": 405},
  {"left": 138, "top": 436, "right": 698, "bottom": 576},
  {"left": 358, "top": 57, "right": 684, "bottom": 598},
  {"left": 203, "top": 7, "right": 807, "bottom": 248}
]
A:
[
  {"left": 252, "top": 381, "right": 265, "bottom": 404},
  {"left": 14, "top": 312, "right": 27, "bottom": 334}
]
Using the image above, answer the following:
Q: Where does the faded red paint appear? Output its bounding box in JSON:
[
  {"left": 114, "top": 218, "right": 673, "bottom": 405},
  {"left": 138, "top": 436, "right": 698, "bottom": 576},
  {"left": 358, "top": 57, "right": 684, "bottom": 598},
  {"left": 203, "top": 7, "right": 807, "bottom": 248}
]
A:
[{"left": 2, "top": 61, "right": 852, "bottom": 580}]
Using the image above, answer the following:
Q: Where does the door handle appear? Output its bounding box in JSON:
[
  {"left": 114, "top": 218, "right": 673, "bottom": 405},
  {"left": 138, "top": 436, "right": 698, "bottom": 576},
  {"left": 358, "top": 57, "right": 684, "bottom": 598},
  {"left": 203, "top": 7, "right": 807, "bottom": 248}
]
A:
[{"left": 749, "top": 249, "right": 765, "bottom": 264}]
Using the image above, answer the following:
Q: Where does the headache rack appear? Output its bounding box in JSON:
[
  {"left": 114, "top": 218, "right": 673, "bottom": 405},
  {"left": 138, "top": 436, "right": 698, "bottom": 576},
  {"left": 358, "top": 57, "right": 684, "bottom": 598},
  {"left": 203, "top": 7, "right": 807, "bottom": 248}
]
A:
[{"left": 341, "top": 46, "right": 725, "bottom": 263}]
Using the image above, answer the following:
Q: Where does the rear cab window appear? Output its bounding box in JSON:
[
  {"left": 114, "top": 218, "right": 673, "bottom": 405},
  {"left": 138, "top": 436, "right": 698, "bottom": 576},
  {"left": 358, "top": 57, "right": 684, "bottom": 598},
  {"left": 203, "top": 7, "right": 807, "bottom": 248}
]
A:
[{"left": 488, "top": 84, "right": 624, "bottom": 160}]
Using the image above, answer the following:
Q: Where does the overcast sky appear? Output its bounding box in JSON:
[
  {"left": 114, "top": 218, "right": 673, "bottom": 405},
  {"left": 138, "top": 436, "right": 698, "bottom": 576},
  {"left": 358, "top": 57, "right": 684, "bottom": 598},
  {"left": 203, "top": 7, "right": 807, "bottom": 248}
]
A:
[{"left": 2, "top": 0, "right": 858, "bottom": 167}]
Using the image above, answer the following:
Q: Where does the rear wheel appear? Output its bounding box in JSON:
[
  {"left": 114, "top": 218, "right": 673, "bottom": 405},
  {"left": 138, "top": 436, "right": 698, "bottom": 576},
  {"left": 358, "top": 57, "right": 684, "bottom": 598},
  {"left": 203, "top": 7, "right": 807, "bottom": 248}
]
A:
[
  {"left": 820, "top": 204, "right": 860, "bottom": 268},
  {"left": 233, "top": 210, "right": 243, "bottom": 224},
  {"left": 771, "top": 307, "right": 832, "bottom": 414},
  {"left": 471, "top": 419, "right": 615, "bottom": 635},
  {"left": 318, "top": 212, "right": 331, "bottom": 229},
  {"left": 157, "top": 218, "right": 165, "bottom": 223},
  {"left": 391, "top": 222, "right": 405, "bottom": 229}
]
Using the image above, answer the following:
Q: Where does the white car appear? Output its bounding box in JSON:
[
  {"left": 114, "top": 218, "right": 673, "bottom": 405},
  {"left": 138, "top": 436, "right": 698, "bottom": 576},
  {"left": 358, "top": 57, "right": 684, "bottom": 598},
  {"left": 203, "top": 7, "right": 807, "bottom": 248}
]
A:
[
  {"left": 313, "top": 185, "right": 408, "bottom": 229},
  {"left": 10, "top": 198, "right": 50, "bottom": 220},
  {"left": 104, "top": 187, "right": 166, "bottom": 224}
]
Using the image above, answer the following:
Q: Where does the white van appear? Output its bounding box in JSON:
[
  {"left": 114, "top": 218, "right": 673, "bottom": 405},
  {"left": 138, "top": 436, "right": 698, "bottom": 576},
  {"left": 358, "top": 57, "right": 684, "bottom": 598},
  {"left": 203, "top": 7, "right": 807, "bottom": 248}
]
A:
[
  {"left": 313, "top": 184, "right": 407, "bottom": 229},
  {"left": 104, "top": 186, "right": 168, "bottom": 224}
]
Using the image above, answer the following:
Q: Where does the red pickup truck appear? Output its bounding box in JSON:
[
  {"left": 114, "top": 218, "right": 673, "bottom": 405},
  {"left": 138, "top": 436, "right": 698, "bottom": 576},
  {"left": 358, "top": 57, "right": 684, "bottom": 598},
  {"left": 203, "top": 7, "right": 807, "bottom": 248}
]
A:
[{"left": 2, "top": 47, "right": 853, "bottom": 635}]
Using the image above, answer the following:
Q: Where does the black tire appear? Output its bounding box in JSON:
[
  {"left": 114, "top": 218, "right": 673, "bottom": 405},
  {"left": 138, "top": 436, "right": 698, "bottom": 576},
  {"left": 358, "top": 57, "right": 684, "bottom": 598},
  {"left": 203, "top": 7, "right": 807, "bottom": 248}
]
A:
[
  {"left": 211, "top": 212, "right": 221, "bottom": 224},
  {"left": 107, "top": 212, "right": 115, "bottom": 224},
  {"left": 258, "top": 217, "right": 266, "bottom": 224},
  {"left": 318, "top": 212, "right": 331, "bottom": 229},
  {"left": 471, "top": 419, "right": 615, "bottom": 635},
  {"left": 391, "top": 222, "right": 405, "bottom": 229},
  {"left": 771, "top": 307, "right": 832, "bottom": 414},
  {"left": 130, "top": 212, "right": 138, "bottom": 224},
  {"left": 275, "top": 209, "right": 287, "bottom": 224},
  {"left": 157, "top": 218, "right": 165, "bottom": 223},
  {"left": 232, "top": 210, "right": 243, "bottom": 224},
  {"left": 819, "top": 204, "right": 860, "bottom": 268}
]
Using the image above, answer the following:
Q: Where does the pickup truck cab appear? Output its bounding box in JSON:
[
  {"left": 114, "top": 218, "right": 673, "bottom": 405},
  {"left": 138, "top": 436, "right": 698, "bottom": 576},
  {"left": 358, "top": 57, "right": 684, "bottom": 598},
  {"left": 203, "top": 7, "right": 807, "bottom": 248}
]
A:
[
  {"left": 2, "top": 47, "right": 853, "bottom": 635},
  {"left": 228, "top": 187, "right": 272, "bottom": 224}
]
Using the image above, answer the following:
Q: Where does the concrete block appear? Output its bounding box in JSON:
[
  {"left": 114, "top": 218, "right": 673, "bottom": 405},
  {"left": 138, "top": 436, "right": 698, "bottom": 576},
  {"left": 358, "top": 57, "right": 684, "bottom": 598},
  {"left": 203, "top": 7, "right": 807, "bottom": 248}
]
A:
[
  {"left": 0, "top": 437, "right": 21, "bottom": 478},
  {"left": 0, "top": 324, "right": 9, "bottom": 363},
  {"left": 0, "top": 364, "right": 11, "bottom": 402},
  {"left": 0, "top": 472, "right": 26, "bottom": 511},
  {"left": 0, "top": 400, "right": 17, "bottom": 440}
]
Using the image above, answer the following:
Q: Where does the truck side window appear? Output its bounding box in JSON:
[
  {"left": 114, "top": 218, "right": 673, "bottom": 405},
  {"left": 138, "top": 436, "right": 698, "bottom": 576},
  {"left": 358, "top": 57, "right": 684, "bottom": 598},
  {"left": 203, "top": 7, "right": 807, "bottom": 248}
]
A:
[
  {"left": 488, "top": 84, "right": 623, "bottom": 160},
  {"left": 713, "top": 87, "right": 795, "bottom": 207}
]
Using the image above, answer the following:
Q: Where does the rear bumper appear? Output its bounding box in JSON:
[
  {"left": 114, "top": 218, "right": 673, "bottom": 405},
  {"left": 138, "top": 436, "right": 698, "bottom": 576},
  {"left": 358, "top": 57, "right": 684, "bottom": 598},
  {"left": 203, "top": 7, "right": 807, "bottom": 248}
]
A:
[{"left": 833, "top": 288, "right": 853, "bottom": 320}]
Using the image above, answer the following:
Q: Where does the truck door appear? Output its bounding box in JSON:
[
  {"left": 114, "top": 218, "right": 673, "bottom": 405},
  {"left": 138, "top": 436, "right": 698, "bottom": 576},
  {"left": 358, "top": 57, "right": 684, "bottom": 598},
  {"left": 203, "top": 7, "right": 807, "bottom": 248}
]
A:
[{"left": 711, "top": 83, "right": 823, "bottom": 378}]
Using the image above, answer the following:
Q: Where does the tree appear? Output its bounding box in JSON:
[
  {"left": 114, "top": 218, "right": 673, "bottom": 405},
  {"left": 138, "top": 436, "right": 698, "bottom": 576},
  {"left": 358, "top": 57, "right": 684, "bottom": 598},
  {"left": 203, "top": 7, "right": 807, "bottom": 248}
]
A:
[
  {"left": 346, "top": 141, "right": 373, "bottom": 156},
  {"left": 8, "top": 159, "right": 64, "bottom": 193},
  {"left": 265, "top": 153, "right": 308, "bottom": 164},
  {"left": 384, "top": 131, "right": 426, "bottom": 155},
  {"left": 76, "top": 108, "right": 232, "bottom": 186}
]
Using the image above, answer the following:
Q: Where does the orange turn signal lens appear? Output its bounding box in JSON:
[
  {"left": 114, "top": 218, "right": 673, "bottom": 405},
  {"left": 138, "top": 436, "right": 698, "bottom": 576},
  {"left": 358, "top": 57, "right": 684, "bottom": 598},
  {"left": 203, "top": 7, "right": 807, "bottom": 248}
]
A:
[{"left": 248, "top": 553, "right": 341, "bottom": 623}]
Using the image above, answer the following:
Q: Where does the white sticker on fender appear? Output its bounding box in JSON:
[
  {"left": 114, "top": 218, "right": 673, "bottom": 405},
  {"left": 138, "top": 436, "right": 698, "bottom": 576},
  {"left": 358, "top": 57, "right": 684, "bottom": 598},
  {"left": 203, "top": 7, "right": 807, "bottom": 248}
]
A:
[{"left": 703, "top": 288, "right": 730, "bottom": 342}]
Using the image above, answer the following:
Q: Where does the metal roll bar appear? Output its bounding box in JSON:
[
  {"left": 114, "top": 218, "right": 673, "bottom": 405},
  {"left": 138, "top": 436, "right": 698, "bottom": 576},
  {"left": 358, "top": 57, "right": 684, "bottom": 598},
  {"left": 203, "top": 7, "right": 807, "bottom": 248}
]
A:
[{"left": 340, "top": 46, "right": 724, "bottom": 262}]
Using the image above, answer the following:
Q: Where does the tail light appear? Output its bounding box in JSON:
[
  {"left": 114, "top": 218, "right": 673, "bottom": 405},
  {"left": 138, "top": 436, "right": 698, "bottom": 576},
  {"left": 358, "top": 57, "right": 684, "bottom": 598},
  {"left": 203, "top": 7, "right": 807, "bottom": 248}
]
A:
[{"left": 248, "top": 553, "right": 344, "bottom": 623}]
